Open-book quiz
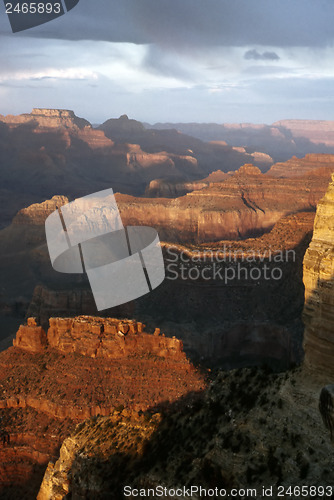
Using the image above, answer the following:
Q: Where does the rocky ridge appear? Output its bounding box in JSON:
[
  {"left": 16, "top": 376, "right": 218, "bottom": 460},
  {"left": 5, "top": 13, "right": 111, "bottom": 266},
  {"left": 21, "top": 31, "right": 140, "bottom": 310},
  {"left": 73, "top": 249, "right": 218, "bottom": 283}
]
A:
[
  {"left": 0, "top": 108, "right": 91, "bottom": 130},
  {"left": 147, "top": 120, "right": 334, "bottom": 161},
  {"left": 0, "top": 316, "right": 206, "bottom": 496},
  {"left": 12, "top": 195, "right": 69, "bottom": 226},
  {"left": 117, "top": 163, "right": 331, "bottom": 242},
  {"left": 2, "top": 109, "right": 250, "bottom": 230},
  {"left": 267, "top": 154, "right": 334, "bottom": 178}
]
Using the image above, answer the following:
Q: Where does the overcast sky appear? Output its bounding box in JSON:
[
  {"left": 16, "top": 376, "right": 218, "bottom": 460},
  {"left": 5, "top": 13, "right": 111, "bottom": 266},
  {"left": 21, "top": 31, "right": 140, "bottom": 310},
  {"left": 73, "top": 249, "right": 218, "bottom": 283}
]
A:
[{"left": 0, "top": 0, "right": 334, "bottom": 124}]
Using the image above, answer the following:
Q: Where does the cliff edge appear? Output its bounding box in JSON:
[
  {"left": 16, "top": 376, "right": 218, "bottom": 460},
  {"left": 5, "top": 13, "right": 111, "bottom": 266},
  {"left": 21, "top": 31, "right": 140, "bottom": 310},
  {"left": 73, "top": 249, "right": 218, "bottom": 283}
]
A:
[{"left": 303, "top": 173, "right": 334, "bottom": 377}]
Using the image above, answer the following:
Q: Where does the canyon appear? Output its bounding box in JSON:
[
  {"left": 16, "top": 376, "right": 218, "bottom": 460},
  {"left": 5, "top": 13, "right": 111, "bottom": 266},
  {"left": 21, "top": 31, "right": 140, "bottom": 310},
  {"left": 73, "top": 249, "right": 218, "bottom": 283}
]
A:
[
  {"left": 1, "top": 160, "right": 327, "bottom": 364},
  {"left": 117, "top": 163, "right": 331, "bottom": 242},
  {"left": 1, "top": 109, "right": 334, "bottom": 497},
  {"left": 2, "top": 153, "right": 332, "bottom": 364},
  {"left": 0, "top": 109, "right": 258, "bottom": 230},
  {"left": 36, "top": 164, "right": 334, "bottom": 500}
]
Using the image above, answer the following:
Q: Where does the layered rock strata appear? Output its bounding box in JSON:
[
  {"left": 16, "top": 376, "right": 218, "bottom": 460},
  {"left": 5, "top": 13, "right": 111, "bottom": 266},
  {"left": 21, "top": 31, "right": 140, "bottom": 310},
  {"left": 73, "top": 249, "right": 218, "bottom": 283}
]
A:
[
  {"left": 117, "top": 164, "right": 330, "bottom": 242},
  {"left": 2, "top": 316, "right": 205, "bottom": 415},
  {"left": 267, "top": 154, "right": 334, "bottom": 178},
  {"left": 0, "top": 316, "right": 205, "bottom": 495},
  {"left": 0, "top": 108, "right": 91, "bottom": 130},
  {"left": 303, "top": 174, "right": 334, "bottom": 377}
]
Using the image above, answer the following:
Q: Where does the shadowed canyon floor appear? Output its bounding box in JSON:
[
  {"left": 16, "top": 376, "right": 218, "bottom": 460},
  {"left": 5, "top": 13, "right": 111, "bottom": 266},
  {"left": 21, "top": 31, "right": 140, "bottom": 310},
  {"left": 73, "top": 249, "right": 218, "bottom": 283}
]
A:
[{"left": 37, "top": 367, "right": 334, "bottom": 500}]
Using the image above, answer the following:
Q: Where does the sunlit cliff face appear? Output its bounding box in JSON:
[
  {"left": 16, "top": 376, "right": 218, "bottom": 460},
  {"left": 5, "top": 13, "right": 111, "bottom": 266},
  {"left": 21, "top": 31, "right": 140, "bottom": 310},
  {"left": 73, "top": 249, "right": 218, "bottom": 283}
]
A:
[{"left": 303, "top": 173, "right": 334, "bottom": 377}]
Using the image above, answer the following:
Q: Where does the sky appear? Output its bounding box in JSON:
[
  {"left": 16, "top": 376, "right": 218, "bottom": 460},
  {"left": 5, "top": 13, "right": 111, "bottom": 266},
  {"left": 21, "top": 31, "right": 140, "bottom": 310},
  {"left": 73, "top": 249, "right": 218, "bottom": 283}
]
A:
[{"left": 0, "top": 0, "right": 334, "bottom": 124}]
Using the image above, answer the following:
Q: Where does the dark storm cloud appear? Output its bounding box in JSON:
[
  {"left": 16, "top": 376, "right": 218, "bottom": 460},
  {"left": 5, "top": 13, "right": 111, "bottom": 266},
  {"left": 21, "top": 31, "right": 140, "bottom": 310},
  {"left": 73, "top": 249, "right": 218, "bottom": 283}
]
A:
[
  {"left": 1, "top": 0, "right": 334, "bottom": 49},
  {"left": 244, "top": 49, "right": 280, "bottom": 61}
]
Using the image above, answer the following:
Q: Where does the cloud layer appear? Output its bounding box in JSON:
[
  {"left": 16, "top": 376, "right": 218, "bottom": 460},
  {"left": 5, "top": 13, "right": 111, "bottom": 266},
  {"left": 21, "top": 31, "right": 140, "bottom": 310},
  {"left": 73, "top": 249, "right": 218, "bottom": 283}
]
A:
[{"left": 0, "top": 0, "right": 333, "bottom": 123}]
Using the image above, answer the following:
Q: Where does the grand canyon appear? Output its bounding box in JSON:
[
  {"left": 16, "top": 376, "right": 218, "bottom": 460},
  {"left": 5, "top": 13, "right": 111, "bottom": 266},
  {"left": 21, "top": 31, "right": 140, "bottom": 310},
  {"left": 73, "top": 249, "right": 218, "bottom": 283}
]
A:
[{"left": 0, "top": 109, "right": 334, "bottom": 498}]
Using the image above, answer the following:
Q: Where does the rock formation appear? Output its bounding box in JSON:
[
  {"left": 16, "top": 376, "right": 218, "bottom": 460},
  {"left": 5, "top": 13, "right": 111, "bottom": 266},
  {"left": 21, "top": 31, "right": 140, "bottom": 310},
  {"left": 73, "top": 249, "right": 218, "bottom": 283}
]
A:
[
  {"left": 267, "top": 154, "right": 334, "bottom": 178},
  {"left": 303, "top": 173, "right": 334, "bottom": 377},
  {"left": 13, "top": 317, "right": 47, "bottom": 353},
  {"left": 144, "top": 170, "right": 229, "bottom": 198},
  {"left": 145, "top": 178, "right": 209, "bottom": 197},
  {"left": 0, "top": 191, "right": 316, "bottom": 366},
  {"left": 1, "top": 108, "right": 259, "bottom": 232},
  {"left": 5, "top": 316, "right": 205, "bottom": 415},
  {"left": 0, "top": 316, "right": 206, "bottom": 495},
  {"left": 15, "top": 316, "right": 184, "bottom": 360},
  {"left": 232, "top": 146, "right": 273, "bottom": 168},
  {"left": 0, "top": 108, "right": 92, "bottom": 130},
  {"left": 12, "top": 195, "right": 69, "bottom": 226},
  {"left": 99, "top": 114, "right": 267, "bottom": 174},
  {"left": 117, "top": 164, "right": 330, "bottom": 242}
]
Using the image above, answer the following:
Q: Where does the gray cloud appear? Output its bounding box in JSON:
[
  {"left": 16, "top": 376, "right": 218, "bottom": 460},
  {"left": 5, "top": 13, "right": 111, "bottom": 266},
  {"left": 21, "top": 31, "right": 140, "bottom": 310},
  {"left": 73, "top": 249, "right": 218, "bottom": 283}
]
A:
[
  {"left": 244, "top": 49, "right": 280, "bottom": 61},
  {"left": 0, "top": 0, "right": 333, "bottom": 124},
  {"left": 1, "top": 0, "right": 334, "bottom": 49}
]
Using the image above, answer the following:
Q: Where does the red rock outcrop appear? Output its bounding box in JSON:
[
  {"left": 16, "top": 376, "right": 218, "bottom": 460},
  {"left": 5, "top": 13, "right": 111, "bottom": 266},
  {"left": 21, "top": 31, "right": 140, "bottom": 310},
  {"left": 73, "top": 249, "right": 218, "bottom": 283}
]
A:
[
  {"left": 0, "top": 108, "right": 114, "bottom": 150},
  {"left": 0, "top": 316, "right": 206, "bottom": 496},
  {"left": 46, "top": 316, "right": 184, "bottom": 359},
  {"left": 303, "top": 174, "right": 334, "bottom": 377},
  {"left": 232, "top": 147, "right": 273, "bottom": 168},
  {"left": 13, "top": 318, "right": 47, "bottom": 353},
  {"left": 5, "top": 316, "right": 205, "bottom": 415}
]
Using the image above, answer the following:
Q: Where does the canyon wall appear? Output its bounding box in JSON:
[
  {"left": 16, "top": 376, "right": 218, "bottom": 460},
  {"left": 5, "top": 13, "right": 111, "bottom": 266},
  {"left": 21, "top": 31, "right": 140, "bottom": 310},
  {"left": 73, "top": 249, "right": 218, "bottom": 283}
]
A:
[
  {"left": 0, "top": 108, "right": 92, "bottom": 130},
  {"left": 303, "top": 174, "right": 334, "bottom": 377},
  {"left": 267, "top": 154, "right": 334, "bottom": 178},
  {"left": 117, "top": 164, "right": 330, "bottom": 242},
  {"left": 1, "top": 188, "right": 316, "bottom": 367},
  {"left": 273, "top": 120, "right": 334, "bottom": 147}
]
